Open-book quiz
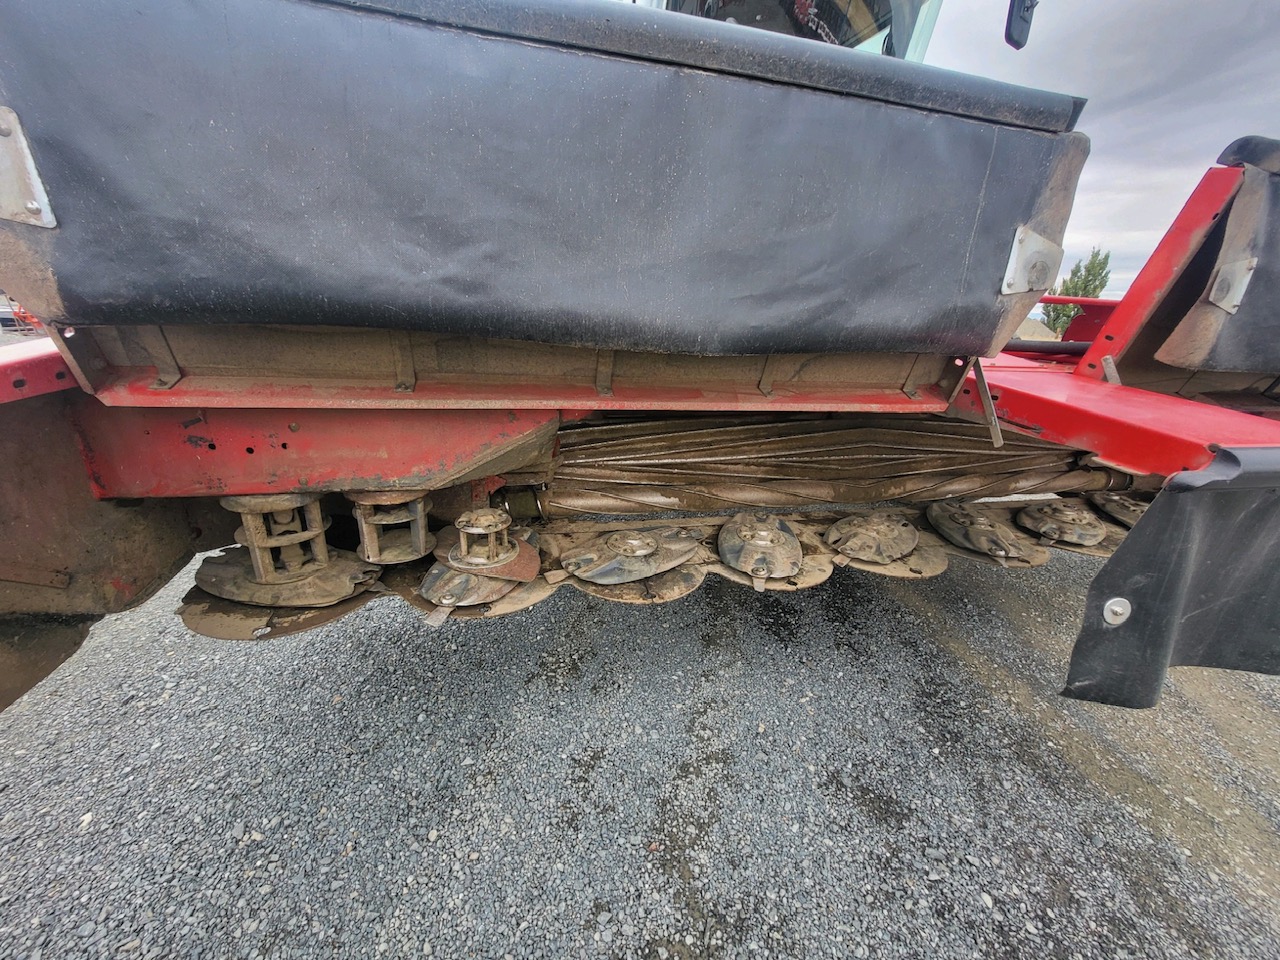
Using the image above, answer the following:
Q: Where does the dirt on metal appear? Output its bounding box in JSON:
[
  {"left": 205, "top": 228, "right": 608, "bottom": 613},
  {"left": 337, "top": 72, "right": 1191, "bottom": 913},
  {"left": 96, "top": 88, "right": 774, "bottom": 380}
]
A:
[{"left": 169, "top": 498, "right": 1127, "bottom": 641}]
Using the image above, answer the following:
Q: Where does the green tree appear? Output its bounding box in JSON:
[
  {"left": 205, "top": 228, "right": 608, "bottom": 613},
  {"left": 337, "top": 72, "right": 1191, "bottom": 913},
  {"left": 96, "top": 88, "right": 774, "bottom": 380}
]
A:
[{"left": 1042, "top": 247, "right": 1112, "bottom": 336}]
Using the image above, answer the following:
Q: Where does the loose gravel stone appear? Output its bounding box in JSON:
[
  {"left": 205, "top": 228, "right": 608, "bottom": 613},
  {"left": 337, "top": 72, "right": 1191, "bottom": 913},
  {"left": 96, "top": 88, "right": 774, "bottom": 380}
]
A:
[{"left": 0, "top": 552, "right": 1277, "bottom": 959}]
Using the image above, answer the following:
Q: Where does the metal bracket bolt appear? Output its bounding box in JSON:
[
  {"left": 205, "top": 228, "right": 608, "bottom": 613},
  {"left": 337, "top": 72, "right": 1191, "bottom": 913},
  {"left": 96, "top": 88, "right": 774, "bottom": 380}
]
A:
[{"left": 1102, "top": 597, "right": 1132, "bottom": 626}]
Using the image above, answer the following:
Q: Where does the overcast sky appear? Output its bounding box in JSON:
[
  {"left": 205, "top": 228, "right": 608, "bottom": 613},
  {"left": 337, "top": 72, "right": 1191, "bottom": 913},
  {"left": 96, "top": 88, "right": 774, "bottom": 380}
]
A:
[{"left": 925, "top": 0, "right": 1280, "bottom": 296}]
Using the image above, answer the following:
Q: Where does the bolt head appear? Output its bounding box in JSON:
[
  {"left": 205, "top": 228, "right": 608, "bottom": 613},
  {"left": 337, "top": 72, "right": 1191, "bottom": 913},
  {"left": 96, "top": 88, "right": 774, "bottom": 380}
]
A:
[
  {"left": 1027, "top": 260, "right": 1050, "bottom": 288},
  {"left": 24, "top": 200, "right": 41, "bottom": 214},
  {"left": 1102, "top": 597, "right": 1132, "bottom": 626},
  {"left": 0, "top": 124, "right": 12, "bottom": 137}
]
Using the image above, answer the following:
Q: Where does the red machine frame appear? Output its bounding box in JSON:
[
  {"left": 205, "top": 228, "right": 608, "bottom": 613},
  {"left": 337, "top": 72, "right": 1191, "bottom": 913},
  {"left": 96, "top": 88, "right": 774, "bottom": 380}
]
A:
[{"left": 4, "top": 159, "right": 1278, "bottom": 496}]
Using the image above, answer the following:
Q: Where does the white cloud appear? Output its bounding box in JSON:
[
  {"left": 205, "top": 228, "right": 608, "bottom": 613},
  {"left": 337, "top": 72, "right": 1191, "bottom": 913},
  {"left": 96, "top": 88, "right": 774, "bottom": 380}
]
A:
[{"left": 925, "top": 0, "right": 1280, "bottom": 296}]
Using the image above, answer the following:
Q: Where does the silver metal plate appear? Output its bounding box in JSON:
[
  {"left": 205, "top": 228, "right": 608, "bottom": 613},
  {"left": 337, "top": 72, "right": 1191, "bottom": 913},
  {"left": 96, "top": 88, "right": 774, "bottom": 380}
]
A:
[
  {"left": 1207, "top": 258, "right": 1258, "bottom": 315},
  {"left": 1002, "top": 226, "right": 1063, "bottom": 295},
  {"left": 0, "top": 107, "right": 56, "bottom": 228}
]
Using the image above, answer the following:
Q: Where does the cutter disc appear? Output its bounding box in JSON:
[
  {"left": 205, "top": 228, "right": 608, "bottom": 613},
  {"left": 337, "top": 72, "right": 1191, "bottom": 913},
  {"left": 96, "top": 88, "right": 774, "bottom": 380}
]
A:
[
  {"left": 925, "top": 501, "right": 1048, "bottom": 567},
  {"left": 451, "top": 576, "right": 562, "bottom": 619},
  {"left": 432, "top": 527, "right": 541, "bottom": 582},
  {"left": 833, "top": 532, "right": 949, "bottom": 579},
  {"left": 707, "top": 553, "right": 833, "bottom": 592},
  {"left": 1087, "top": 491, "right": 1151, "bottom": 528},
  {"left": 717, "top": 513, "right": 804, "bottom": 583},
  {"left": 176, "top": 585, "right": 379, "bottom": 640},
  {"left": 194, "top": 546, "right": 381, "bottom": 608},
  {"left": 568, "top": 563, "right": 706, "bottom": 604},
  {"left": 558, "top": 526, "right": 701, "bottom": 584},
  {"left": 418, "top": 562, "right": 519, "bottom": 608},
  {"left": 1016, "top": 500, "right": 1108, "bottom": 545},
  {"left": 825, "top": 511, "right": 920, "bottom": 564}
]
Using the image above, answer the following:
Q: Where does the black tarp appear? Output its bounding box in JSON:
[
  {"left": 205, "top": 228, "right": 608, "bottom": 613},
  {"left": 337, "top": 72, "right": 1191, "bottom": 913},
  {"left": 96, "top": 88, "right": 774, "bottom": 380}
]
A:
[{"left": 0, "top": 0, "right": 1088, "bottom": 356}]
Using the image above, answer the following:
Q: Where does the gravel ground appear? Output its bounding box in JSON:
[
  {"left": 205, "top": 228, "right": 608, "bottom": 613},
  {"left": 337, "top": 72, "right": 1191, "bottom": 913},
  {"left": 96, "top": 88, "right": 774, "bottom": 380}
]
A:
[{"left": 1, "top": 550, "right": 1278, "bottom": 960}]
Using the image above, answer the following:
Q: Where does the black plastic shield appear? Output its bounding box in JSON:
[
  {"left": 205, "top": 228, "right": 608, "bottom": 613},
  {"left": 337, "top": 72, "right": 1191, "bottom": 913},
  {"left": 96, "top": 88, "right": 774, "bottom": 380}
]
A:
[
  {"left": 0, "top": 0, "right": 1087, "bottom": 357},
  {"left": 1156, "top": 142, "right": 1280, "bottom": 374},
  {"left": 1064, "top": 447, "right": 1280, "bottom": 708}
]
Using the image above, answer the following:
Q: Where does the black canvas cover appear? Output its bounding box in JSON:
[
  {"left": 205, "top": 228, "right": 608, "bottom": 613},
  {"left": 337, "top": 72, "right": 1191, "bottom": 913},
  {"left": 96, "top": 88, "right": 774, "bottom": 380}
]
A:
[
  {"left": 0, "top": 0, "right": 1088, "bottom": 357},
  {"left": 1157, "top": 152, "right": 1280, "bottom": 374}
]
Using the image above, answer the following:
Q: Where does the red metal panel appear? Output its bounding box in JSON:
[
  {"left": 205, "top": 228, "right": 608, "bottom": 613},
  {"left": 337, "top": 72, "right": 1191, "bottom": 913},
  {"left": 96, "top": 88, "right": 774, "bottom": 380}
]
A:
[
  {"left": 87, "top": 373, "right": 951, "bottom": 414},
  {"left": 67, "top": 355, "right": 1280, "bottom": 496},
  {"left": 72, "top": 402, "right": 563, "bottom": 498},
  {"left": 0, "top": 338, "right": 76, "bottom": 404},
  {"left": 1076, "top": 167, "right": 1243, "bottom": 379},
  {"left": 1043, "top": 295, "right": 1121, "bottom": 343},
  {"left": 956, "top": 356, "right": 1280, "bottom": 477}
]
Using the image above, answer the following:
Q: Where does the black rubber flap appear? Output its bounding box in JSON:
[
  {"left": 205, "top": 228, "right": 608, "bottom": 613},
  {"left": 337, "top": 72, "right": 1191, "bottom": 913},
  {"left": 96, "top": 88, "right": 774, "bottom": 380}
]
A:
[
  {"left": 1156, "top": 164, "right": 1280, "bottom": 373},
  {"left": 0, "top": 0, "right": 1087, "bottom": 356},
  {"left": 1064, "top": 447, "right": 1280, "bottom": 708}
]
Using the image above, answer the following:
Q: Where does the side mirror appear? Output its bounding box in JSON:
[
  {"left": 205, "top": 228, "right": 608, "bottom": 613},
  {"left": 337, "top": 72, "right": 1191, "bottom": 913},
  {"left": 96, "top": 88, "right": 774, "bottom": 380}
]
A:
[{"left": 1005, "top": 0, "right": 1038, "bottom": 50}]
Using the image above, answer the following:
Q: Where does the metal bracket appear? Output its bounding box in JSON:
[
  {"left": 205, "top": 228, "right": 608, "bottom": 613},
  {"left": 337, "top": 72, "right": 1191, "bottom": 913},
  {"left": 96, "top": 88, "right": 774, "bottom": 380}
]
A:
[
  {"left": 972, "top": 358, "right": 1004, "bottom": 449},
  {"left": 1002, "top": 226, "right": 1063, "bottom": 296},
  {"left": 1206, "top": 257, "right": 1258, "bottom": 314},
  {"left": 595, "top": 349, "right": 615, "bottom": 397},
  {"left": 0, "top": 107, "right": 56, "bottom": 228},
  {"left": 45, "top": 324, "right": 110, "bottom": 394},
  {"left": 945, "top": 357, "right": 977, "bottom": 404},
  {"left": 390, "top": 330, "right": 416, "bottom": 393},
  {"left": 137, "top": 327, "right": 183, "bottom": 390},
  {"left": 758, "top": 354, "right": 784, "bottom": 397},
  {"left": 1100, "top": 355, "right": 1122, "bottom": 385}
]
